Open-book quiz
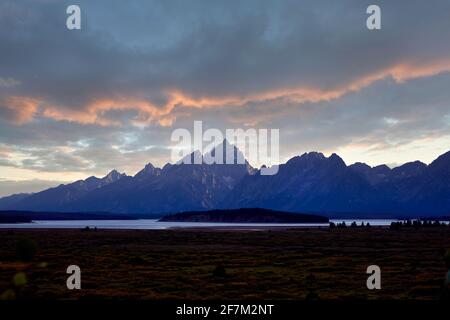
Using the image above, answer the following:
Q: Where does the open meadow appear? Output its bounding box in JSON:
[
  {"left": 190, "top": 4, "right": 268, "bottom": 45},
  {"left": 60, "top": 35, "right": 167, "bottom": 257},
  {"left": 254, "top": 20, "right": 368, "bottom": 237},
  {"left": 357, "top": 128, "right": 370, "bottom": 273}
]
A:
[{"left": 1, "top": 226, "right": 449, "bottom": 300}]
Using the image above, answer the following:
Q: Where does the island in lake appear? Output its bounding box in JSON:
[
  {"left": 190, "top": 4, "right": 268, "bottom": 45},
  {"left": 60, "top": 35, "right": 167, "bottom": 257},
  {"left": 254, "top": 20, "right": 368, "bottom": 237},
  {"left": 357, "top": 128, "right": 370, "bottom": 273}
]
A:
[{"left": 159, "top": 208, "right": 329, "bottom": 223}]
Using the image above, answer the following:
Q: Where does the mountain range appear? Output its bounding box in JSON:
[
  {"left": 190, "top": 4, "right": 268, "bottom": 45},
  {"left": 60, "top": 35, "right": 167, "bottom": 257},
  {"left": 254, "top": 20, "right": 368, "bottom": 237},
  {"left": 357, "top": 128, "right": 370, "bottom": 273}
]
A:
[{"left": 1, "top": 140, "right": 449, "bottom": 218}]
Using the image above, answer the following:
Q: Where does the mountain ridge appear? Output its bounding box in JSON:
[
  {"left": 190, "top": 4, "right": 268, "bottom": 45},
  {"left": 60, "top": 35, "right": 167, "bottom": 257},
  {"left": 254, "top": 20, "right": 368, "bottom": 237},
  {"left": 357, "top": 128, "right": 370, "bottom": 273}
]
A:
[{"left": 1, "top": 143, "right": 450, "bottom": 218}]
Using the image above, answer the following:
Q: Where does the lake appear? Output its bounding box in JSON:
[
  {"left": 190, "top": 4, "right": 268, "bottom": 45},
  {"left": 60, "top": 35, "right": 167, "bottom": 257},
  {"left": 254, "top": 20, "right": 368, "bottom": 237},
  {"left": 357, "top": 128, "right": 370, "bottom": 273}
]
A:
[{"left": 0, "top": 219, "right": 400, "bottom": 229}]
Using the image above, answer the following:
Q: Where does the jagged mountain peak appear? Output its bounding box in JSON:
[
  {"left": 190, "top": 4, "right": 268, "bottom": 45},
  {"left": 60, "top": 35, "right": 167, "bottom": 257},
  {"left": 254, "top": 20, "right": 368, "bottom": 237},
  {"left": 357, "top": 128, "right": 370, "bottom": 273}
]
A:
[
  {"left": 349, "top": 162, "right": 372, "bottom": 170},
  {"left": 393, "top": 160, "right": 426, "bottom": 172},
  {"left": 372, "top": 164, "right": 391, "bottom": 174},
  {"left": 141, "top": 163, "right": 156, "bottom": 171},
  {"left": 328, "top": 153, "right": 346, "bottom": 167},
  {"left": 302, "top": 151, "right": 326, "bottom": 159},
  {"left": 103, "top": 170, "right": 126, "bottom": 183},
  {"left": 84, "top": 176, "right": 101, "bottom": 183},
  {"left": 429, "top": 150, "right": 450, "bottom": 170},
  {"left": 287, "top": 151, "right": 344, "bottom": 167},
  {"left": 134, "top": 163, "right": 161, "bottom": 179},
  {"left": 174, "top": 140, "right": 249, "bottom": 166},
  {"left": 389, "top": 161, "right": 426, "bottom": 180},
  {"left": 206, "top": 139, "right": 247, "bottom": 165}
]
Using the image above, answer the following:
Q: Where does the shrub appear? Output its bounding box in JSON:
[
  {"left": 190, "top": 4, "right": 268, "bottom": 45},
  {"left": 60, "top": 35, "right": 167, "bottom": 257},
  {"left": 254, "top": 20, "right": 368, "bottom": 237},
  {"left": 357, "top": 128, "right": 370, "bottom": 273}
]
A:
[
  {"left": 128, "top": 256, "right": 146, "bottom": 265},
  {"left": 305, "top": 273, "right": 317, "bottom": 290},
  {"left": 390, "top": 222, "right": 403, "bottom": 230},
  {"left": 212, "top": 265, "right": 227, "bottom": 278},
  {"left": 413, "top": 220, "right": 421, "bottom": 229},
  {"left": 0, "top": 289, "right": 16, "bottom": 300},
  {"left": 305, "top": 290, "right": 320, "bottom": 301},
  {"left": 444, "top": 250, "right": 450, "bottom": 269},
  {"left": 13, "top": 273, "right": 27, "bottom": 287},
  {"left": 16, "top": 239, "right": 37, "bottom": 262}
]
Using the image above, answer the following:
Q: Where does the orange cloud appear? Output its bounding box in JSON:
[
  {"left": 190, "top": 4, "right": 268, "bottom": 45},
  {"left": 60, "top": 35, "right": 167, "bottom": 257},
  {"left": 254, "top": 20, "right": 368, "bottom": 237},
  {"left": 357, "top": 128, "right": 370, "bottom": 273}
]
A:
[
  {"left": 0, "top": 96, "right": 40, "bottom": 124},
  {"left": 389, "top": 60, "right": 450, "bottom": 82},
  {"left": 41, "top": 97, "right": 167, "bottom": 127},
  {"left": 166, "top": 60, "right": 450, "bottom": 110},
  {"left": 4, "top": 59, "right": 450, "bottom": 127},
  {"left": 348, "top": 59, "right": 450, "bottom": 92},
  {"left": 41, "top": 93, "right": 241, "bottom": 127}
]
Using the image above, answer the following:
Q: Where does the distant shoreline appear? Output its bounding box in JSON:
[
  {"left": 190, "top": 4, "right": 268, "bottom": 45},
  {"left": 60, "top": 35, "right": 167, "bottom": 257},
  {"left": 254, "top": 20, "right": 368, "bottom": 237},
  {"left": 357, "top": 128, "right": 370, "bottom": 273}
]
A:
[
  {"left": 0, "top": 210, "right": 161, "bottom": 223},
  {"left": 1, "top": 209, "right": 449, "bottom": 224}
]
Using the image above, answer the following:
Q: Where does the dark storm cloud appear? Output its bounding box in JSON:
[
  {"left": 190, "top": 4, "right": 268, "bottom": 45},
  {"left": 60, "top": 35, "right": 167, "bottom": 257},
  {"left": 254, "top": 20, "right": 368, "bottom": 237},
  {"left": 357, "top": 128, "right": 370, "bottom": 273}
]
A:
[{"left": 1, "top": 0, "right": 450, "bottom": 117}]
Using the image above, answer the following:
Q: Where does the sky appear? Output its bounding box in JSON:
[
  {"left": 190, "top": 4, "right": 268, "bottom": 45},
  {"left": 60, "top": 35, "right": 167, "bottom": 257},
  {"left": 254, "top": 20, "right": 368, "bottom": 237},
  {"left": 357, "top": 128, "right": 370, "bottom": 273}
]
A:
[{"left": 1, "top": 0, "right": 450, "bottom": 196}]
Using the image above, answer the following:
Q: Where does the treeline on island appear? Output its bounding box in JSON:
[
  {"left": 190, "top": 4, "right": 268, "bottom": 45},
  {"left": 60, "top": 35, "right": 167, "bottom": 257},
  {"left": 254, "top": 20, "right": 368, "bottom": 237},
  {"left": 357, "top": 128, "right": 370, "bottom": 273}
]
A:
[
  {"left": 389, "top": 220, "right": 449, "bottom": 230},
  {"left": 328, "top": 220, "right": 450, "bottom": 229}
]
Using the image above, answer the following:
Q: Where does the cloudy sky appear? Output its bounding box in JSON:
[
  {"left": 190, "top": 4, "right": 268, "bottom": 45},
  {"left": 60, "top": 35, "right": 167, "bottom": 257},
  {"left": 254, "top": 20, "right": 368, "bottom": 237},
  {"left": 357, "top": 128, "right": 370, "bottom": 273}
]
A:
[{"left": 1, "top": 0, "right": 450, "bottom": 196}]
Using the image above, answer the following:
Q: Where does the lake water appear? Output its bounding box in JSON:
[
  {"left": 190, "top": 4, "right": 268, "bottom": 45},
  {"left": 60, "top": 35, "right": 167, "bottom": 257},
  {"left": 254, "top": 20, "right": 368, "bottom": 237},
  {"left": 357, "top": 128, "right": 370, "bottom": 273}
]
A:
[{"left": 0, "top": 219, "right": 400, "bottom": 229}]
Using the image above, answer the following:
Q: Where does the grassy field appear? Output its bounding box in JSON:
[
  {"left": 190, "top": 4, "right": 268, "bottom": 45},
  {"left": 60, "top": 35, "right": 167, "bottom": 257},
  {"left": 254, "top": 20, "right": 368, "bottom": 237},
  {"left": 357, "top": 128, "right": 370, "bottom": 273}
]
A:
[{"left": 0, "top": 227, "right": 449, "bottom": 300}]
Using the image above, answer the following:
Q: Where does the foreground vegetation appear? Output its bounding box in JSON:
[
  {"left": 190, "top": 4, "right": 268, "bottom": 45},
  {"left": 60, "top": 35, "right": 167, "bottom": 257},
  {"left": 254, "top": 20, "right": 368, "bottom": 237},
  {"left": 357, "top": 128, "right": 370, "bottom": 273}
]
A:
[{"left": 0, "top": 227, "right": 449, "bottom": 300}]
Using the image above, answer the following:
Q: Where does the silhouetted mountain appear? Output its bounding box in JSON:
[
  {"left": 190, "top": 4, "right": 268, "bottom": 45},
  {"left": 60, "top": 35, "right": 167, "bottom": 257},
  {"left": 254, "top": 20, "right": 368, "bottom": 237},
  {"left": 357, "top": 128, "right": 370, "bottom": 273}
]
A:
[
  {"left": 1, "top": 140, "right": 252, "bottom": 214},
  {"left": 223, "top": 150, "right": 450, "bottom": 217},
  {"left": 1, "top": 143, "right": 450, "bottom": 218},
  {"left": 404, "top": 151, "right": 450, "bottom": 214},
  {"left": 134, "top": 163, "right": 161, "bottom": 181},
  {"left": 223, "top": 152, "right": 381, "bottom": 215},
  {"left": 0, "top": 170, "right": 128, "bottom": 212},
  {"left": 0, "top": 193, "right": 31, "bottom": 208}
]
